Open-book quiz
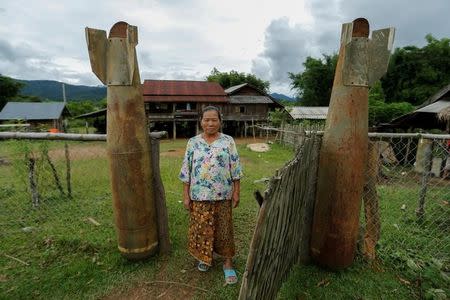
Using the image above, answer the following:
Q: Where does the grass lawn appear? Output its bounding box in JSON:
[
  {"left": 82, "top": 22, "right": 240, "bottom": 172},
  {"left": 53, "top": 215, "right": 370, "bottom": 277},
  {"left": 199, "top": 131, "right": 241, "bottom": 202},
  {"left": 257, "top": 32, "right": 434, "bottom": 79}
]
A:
[{"left": 0, "top": 138, "right": 448, "bottom": 299}]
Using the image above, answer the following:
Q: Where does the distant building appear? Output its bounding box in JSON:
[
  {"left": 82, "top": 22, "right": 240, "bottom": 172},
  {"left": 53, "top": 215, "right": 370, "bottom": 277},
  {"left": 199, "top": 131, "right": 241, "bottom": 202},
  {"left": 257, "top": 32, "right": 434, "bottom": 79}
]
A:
[
  {"left": 143, "top": 80, "right": 282, "bottom": 138},
  {"left": 0, "top": 102, "right": 70, "bottom": 132},
  {"left": 379, "top": 83, "right": 450, "bottom": 133},
  {"left": 288, "top": 106, "right": 328, "bottom": 120},
  {"left": 75, "top": 80, "right": 284, "bottom": 138},
  {"left": 223, "top": 83, "right": 283, "bottom": 136}
]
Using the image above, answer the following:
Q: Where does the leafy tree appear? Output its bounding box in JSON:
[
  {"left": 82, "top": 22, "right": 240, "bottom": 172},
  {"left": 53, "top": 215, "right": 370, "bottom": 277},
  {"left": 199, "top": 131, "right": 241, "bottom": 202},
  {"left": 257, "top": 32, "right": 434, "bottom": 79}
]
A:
[
  {"left": 206, "top": 68, "right": 270, "bottom": 93},
  {"left": 66, "top": 100, "right": 103, "bottom": 117},
  {"left": 368, "top": 81, "right": 414, "bottom": 126},
  {"left": 268, "top": 108, "right": 291, "bottom": 127},
  {"left": 382, "top": 35, "right": 450, "bottom": 105},
  {"left": 0, "top": 75, "right": 24, "bottom": 110},
  {"left": 288, "top": 54, "right": 337, "bottom": 106}
]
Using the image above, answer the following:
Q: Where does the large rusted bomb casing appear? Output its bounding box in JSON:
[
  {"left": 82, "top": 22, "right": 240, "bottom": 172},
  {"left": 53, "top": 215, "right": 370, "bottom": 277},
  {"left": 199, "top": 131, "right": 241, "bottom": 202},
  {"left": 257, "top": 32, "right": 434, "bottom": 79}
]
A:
[
  {"left": 86, "top": 22, "right": 158, "bottom": 260},
  {"left": 310, "top": 18, "right": 395, "bottom": 269}
]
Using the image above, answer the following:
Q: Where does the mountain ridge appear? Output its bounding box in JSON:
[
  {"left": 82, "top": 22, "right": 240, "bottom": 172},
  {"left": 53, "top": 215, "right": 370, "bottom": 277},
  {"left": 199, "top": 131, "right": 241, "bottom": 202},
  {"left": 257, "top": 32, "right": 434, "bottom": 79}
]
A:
[
  {"left": 15, "top": 79, "right": 295, "bottom": 103},
  {"left": 18, "top": 79, "right": 106, "bottom": 101}
]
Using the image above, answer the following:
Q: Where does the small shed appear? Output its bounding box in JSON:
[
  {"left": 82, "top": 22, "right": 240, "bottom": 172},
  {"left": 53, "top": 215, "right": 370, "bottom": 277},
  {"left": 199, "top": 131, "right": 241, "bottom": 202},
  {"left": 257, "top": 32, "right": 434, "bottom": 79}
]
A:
[{"left": 0, "top": 102, "right": 70, "bottom": 131}]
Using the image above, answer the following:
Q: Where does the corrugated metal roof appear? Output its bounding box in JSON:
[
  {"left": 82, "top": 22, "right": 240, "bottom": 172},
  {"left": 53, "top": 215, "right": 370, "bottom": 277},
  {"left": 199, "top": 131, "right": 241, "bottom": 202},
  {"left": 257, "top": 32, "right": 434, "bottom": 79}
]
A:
[
  {"left": 74, "top": 108, "right": 107, "bottom": 119},
  {"left": 416, "top": 100, "right": 450, "bottom": 113},
  {"left": 224, "top": 83, "right": 247, "bottom": 94},
  {"left": 143, "top": 80, "right": 227, "bottom": 96},
  {"left": 289, "top": 106, "right": 328, "bottom": 120},
  {"left": 420, "top": 83, "right": 450, "bottom": 106},
  {"left": 229, "top": 95, "right": 274, "bottom": 104},
  {"left": 0, "top": 102, "right": 67, "bottom": 120},
  {"left": 143, "top": 95, "right": 227, "bottom": 103}
]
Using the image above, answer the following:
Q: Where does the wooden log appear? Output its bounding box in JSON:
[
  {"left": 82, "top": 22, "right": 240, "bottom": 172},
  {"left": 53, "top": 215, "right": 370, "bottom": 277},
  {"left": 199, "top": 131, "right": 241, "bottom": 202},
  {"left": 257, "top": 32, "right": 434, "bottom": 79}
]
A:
[
  {"left": 65, "top": 143, "right": 72, "bottom": 199},
  {"left": 0, "top": 132, "right": 107, "bottom": 141},
  {"left": 150, "top": 135, "right": 171, "bottom": 255},
  {"left": 416, "top": 139, "right": 433, "bottom": 219},
  {"left": 362, "top": 141, "right": 381, "bottom": 260}
]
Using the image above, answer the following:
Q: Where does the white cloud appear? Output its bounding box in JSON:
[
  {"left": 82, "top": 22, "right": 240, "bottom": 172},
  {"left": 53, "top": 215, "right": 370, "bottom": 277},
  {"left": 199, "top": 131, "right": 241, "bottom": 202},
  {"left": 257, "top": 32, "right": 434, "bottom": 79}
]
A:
[{"left": 0, "top": 0, "right": 448, "bottom": 96}]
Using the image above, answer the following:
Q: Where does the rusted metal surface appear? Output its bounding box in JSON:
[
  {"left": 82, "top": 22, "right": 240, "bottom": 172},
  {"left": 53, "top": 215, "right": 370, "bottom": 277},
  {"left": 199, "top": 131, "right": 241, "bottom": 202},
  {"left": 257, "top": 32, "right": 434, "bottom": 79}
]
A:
[
  {"left": 368, "top": 28, "right": 395, "bottom": 85},
  {"left": 342, "top": 19, "right": 395, "bottom": 87},
  {"left": 310, "top": 18, "right": 395, "bottom": 269},
  {"left": 85, "top": 21, "right": 158, "bottom": 260}
]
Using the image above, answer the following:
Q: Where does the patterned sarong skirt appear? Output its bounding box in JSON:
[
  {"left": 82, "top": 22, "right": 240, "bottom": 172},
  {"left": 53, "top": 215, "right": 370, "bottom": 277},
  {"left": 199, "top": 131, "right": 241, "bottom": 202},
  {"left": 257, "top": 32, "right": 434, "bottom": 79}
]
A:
[{"left": 188, "top": 200, "right": 235, "bottom": 266}]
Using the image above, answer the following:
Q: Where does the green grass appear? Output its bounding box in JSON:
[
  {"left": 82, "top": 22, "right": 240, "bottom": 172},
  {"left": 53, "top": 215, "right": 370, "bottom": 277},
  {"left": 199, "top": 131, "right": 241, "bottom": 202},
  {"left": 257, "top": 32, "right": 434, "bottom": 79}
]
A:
[{"left": 0, "top": 139, "right": 448, "bottom": 299}]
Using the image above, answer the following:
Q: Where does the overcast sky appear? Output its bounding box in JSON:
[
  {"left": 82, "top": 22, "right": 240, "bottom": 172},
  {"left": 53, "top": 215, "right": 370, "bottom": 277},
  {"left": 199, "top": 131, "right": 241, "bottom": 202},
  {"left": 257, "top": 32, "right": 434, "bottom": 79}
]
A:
[{"left": 0, "top": 0, "right": 449, "bottom": 96}]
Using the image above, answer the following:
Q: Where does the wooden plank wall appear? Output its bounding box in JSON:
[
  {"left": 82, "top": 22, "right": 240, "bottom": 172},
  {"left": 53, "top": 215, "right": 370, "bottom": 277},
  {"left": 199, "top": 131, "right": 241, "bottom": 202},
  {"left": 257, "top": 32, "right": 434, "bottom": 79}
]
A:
[{"left": 239, "top": 134, "right": 321, "bottom": 299}]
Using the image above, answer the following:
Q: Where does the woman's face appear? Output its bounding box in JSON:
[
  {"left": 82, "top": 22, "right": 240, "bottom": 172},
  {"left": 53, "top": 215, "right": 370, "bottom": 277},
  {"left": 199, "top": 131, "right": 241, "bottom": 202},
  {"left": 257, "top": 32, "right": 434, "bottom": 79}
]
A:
[{"left": 201, "top": 110, "right": 221, "bottom": 136}]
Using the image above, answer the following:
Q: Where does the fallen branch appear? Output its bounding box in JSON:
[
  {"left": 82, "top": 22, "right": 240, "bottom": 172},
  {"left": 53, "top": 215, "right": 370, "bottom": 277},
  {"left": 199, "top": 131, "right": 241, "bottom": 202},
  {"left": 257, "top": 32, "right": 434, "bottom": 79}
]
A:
[
  {"left": 4, "top": 254, "right": 29, "bottom": 266},
  {"left": 86, "top": 217, "right": 101, "bottom": 226}
]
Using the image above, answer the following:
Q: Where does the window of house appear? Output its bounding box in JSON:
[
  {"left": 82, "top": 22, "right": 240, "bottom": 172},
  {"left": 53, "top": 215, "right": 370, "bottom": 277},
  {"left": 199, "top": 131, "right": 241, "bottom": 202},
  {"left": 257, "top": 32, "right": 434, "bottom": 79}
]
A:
[{"left": 240, "top": 106, "right": 246, "bottom": 113}]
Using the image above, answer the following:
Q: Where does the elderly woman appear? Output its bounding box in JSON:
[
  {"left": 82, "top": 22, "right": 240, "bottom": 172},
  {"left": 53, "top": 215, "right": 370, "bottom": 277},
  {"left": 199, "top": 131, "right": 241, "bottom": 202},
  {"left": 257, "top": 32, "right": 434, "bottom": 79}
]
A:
[{"left": 179, "top": 106, "right": 243, "bottom": 285}]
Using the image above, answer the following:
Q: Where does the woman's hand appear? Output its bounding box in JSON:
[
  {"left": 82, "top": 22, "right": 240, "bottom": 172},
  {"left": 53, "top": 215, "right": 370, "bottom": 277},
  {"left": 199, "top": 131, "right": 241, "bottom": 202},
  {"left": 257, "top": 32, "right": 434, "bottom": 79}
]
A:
[
  {"left": 183, "top": 183, "right": 191, "bottom": 212},
  {"left": 232, "top": 192, "right": 239, "bottom": 208},
  {"left": 232, "top": 180, "right": 240, "bottom": 208},
  {"left": 183, "top": 196, "right": 191, "bottom": 211}
]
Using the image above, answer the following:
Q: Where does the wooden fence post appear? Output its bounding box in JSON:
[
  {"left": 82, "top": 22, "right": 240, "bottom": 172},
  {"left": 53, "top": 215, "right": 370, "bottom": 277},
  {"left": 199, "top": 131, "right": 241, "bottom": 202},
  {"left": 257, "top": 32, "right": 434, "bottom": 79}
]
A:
[
  {"left": 416, "top": 138, "right": 433, "bottom": 219},
  {"left": 65, "top": 143, "right": 72, "bottom": 198},
  {"left": 150, "top": 132, "right": 171, "bottom": 255},
  {"left": 27, "top": 155, "right": 39, "bottom": 207},
  {"left": 362, "top": 141, "right": 381, "bottom": 260}
]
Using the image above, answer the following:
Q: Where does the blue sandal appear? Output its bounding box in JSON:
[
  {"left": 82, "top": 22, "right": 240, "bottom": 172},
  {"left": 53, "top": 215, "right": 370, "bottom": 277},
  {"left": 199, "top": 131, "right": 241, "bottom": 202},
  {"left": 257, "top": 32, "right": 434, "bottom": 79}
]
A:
[
  {"left": 223, "top": 267, "right": 238, "bottom": 285},
  {"left": 198, "top": 261, "right": 209, "bottom": 272}
]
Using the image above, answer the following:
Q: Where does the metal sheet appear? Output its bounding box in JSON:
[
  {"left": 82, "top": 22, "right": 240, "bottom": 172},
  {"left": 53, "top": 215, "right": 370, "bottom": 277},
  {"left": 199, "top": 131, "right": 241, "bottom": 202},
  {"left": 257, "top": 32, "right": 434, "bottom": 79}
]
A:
[
  {"left": 85, "top": 28, "right": 107, "bottom": 84},
  {"left": 106, "top": 38, "right": 136, "bottom": 86},
  {"left": 342, "top": 37, "right": 369, "bottom": 86},
  {"left": 368, "top": 28, "right": 395, "bottom": 86}
]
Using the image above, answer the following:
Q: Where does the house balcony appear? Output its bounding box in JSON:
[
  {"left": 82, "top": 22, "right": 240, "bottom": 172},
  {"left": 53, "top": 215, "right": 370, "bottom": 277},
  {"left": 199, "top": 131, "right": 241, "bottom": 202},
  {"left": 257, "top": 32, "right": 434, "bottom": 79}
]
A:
[{"left": 147, "top": 110, "right": 199, "bottom": 121}]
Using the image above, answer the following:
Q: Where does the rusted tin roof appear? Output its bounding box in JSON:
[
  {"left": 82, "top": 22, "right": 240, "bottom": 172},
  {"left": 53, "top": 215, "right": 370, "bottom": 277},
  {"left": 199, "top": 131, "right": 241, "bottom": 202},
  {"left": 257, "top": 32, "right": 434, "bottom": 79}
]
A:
[
  {"left": 224, "top": 83, "right": 248, "bottom": 94},
  {"left": 289, "top": 106, "right": 329, "bottom": 120},
  {"left": 143, "top": 80, "right": 227, "bottom": 102},
  {"left": 229, "top": 95, "right": 274, "bottom": 104}
]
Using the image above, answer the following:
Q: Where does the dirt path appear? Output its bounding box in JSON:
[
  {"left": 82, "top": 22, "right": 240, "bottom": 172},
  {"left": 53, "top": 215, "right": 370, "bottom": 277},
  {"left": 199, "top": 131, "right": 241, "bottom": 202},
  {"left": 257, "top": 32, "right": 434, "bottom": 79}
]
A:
[{"left": 101, "top": 259, "right": 208, "bottom": 300}]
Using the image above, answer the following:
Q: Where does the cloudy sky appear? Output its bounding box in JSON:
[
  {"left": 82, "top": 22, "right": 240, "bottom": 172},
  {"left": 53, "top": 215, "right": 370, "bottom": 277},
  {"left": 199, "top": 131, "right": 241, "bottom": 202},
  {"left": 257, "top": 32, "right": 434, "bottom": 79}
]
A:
[{"left": 0, "top": 0, "right": 449, "bottom": 96}]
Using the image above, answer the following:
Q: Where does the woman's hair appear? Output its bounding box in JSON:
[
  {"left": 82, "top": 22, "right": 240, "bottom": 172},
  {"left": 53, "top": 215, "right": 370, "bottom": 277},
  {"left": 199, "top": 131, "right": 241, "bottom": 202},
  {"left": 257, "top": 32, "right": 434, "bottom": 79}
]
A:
[{"left": 200, "top": 105, "right": 222, "bottom": 122}]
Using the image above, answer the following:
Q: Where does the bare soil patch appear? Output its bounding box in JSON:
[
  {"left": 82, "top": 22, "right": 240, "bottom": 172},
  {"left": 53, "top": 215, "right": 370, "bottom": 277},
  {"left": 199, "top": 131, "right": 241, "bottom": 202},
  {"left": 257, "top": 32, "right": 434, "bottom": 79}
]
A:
[{"left": 48, "top": 145, "right": 106, "bottom": 161}]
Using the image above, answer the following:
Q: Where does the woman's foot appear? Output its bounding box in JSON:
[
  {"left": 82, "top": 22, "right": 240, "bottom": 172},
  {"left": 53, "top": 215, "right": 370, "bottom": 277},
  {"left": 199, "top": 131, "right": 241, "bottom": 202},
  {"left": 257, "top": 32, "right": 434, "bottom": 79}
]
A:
[
  {"left": 197, "top": 261, "right": 209, "bottom": 272},
  {"left": 223, "top": 266, "right": 238, "bottom": 285},
  {"left": 223, "top": 258, "right": 238, "bottom": 284}
]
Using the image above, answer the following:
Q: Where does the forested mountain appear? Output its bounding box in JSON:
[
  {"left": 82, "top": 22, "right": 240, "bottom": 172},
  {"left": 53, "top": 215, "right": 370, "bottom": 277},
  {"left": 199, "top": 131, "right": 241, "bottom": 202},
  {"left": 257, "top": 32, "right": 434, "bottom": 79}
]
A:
[
  {"left": 18, "top": 79, "right": 106, "bottom": 101},
  {"left": 270, "top": 93, "right": 296, "bottom": 102}
]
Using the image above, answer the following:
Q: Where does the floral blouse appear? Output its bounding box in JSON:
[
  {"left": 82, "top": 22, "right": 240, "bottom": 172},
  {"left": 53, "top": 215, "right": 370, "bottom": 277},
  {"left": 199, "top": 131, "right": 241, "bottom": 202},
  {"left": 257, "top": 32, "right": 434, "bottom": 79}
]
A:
[{"left": 179, "top": 133, "right": 243, "bottom": 201}]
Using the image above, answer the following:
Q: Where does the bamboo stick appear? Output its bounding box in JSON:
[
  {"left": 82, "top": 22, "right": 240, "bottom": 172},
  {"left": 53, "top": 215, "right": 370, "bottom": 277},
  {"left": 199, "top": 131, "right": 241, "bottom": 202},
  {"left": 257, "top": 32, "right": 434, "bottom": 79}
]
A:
[
  {"left": 43, "top": 149, "right": 65, "bottom": 197},
  {"left": 27, "top": 155, "right": 39, "bottom": 208},
  {"left": 65, "top": 143, "right": 72, "bottom": 198}
]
